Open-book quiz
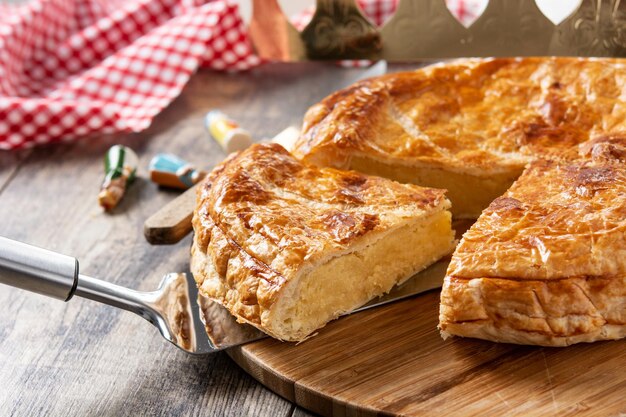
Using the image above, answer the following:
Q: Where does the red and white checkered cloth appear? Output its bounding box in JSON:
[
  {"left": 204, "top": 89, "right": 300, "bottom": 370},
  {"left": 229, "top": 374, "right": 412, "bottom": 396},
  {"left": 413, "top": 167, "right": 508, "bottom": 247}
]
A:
[{"left": 0, "top": 0, "right": 482, "bottom": 150}]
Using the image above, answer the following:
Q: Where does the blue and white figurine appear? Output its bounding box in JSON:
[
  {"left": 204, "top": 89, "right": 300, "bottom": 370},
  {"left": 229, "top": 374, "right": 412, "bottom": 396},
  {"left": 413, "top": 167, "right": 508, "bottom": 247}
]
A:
[{"left": 149, "top": 153, "right": 205, "bottom": 189}]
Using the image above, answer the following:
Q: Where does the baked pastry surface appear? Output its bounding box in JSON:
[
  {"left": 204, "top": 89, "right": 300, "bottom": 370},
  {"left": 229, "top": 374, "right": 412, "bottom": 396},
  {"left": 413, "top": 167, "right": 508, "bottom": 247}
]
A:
[
  {"left": 191, "top": 143, "right": 455, "bottom": 341},
  {"left": 291, "top": 57, "right": 626, "bottom": 217},
  {"left": 439, "top": 136, "right": 626, "bottom": 346}
]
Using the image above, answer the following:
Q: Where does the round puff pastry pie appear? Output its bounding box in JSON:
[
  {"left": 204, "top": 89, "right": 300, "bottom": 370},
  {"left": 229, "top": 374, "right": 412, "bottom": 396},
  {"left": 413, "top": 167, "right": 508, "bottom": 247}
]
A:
[
  {"left": 291, "top": 57, "right": 626, "bottom": 218},
  {"left": 289, "top": 57, "right": 626, "bottom": 346},
  {"left": 439, "top": 136, "right": 626, "bottom": 346},
  {"left": 191, "top": 143, "right": 455, "bottom": 342}
]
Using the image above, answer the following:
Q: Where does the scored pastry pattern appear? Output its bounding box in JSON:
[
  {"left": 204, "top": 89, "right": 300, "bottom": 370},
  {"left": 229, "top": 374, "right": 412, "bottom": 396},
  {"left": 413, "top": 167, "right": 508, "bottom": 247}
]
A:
[{"left": 295, "top": 57, "right": 626, "bottom": 175}]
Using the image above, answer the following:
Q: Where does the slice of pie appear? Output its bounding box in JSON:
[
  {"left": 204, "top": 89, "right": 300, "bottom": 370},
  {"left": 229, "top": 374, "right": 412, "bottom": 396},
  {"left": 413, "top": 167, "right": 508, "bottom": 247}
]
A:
[
  {"left": 191, "top": 143, "right": 455, "bottom": 341},
  {"left": 439, "top": 136, "right": 626, "bottom": 346},
  {"left": 290, "top": 57, "right": 626, "bottom": 218}
]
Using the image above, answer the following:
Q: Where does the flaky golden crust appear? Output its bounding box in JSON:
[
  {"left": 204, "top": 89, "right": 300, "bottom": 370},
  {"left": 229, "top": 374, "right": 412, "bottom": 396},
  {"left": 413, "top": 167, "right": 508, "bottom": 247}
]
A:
[
  {"left": 447, "top": 161, "right": 626, "bottom": 281},
  {"left": 440, "top": 276, "right": 626, "bottom": 346},
  {"left": 191, "top": 143, "right": 450, "bottom": 338},
  {"left": 293, "top": 57, "right": 626, "bottom": 176},
  {"left": 439, "top": 137, "right": 626, "bottom": 346}
]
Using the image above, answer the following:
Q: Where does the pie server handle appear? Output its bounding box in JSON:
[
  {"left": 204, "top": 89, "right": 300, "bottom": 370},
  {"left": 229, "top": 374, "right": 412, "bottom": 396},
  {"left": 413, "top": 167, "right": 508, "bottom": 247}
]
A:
[
  {"left": 0, "top": 236, "right": 211, "bottom": 353},
  {"left": 0, "top": 236, "right": 160, "bottom": 316},
  {"left": 0, "top": 236, "right": 155, "bottom": 319},
  {"left": 0, "top": 236, "right": 79, "bottom": 301}
]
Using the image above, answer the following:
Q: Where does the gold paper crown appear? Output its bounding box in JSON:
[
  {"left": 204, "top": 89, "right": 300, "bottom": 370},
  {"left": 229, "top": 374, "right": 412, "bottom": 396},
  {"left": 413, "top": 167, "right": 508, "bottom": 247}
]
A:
[{"left": 250, "top": 0, "right": 626, "bottom": 60}]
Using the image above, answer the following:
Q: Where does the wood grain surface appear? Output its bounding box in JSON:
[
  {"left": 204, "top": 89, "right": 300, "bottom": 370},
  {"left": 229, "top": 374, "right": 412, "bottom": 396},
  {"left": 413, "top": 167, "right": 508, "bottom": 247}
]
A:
[
  {"left": 143, "top": 184, "right": 199, "bottom": 245},
  {"left": 230, "top": 290, "right": 625, "bottom": 416},
  {"left": 0, "top": 62, "right": 378, "bottom": 417}
]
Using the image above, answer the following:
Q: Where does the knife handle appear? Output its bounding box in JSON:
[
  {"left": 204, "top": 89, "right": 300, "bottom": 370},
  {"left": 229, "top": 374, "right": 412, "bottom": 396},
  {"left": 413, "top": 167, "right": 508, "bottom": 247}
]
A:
[{"left": 0, "top": 236, "right": 79, "bottom": 301}]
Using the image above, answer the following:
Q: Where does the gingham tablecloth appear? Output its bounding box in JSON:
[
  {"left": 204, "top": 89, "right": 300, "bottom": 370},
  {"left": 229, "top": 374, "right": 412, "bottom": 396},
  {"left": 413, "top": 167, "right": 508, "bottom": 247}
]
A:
[{"left": 0, "top": 0, "right": 481, "bottom": 150}]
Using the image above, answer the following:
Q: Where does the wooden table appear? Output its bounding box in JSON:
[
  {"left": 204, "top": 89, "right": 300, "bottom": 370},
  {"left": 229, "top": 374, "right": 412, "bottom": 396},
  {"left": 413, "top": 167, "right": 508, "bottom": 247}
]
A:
[{"left": 0, "top": 62, "right": 388, "bottom": 417}]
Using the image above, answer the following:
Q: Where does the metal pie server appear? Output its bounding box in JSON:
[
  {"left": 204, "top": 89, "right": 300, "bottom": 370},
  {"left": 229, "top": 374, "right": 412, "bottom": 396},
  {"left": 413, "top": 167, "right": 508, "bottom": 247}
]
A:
[{"left": 0, "top": 236, "right": 448, "bottom": 354}]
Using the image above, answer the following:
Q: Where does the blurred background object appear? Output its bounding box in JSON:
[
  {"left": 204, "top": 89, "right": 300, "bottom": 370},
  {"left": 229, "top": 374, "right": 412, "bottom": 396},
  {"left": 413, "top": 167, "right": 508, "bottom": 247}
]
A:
[{"left": 1, "top": 0, "right": 619, "bottom": 151}]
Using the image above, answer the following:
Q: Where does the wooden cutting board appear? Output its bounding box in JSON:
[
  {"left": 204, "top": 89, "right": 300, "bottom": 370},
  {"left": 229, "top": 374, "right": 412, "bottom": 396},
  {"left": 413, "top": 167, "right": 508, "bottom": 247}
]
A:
[{"left": 228, "top": 289, "right": 625, "bottom": 416}]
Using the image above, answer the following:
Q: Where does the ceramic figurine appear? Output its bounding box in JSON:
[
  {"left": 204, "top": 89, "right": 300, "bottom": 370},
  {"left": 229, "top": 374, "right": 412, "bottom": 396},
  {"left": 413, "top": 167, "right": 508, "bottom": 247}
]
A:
[
  {"left": 98, "top": 145, "right": 138, "bottom": 211},
  {"left": 204, "top": 110, "right": 252, "bottom": 153},
  {"left": 149, "top": 153, "right": 205, "bottom": 189}
]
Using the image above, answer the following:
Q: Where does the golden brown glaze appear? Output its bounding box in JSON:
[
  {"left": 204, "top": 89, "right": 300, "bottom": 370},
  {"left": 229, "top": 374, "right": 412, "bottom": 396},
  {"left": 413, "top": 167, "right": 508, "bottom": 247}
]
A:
[
  {"left": 439, "top": 137, "right": 626, "bottom": 346},
  {"left": 191, "top": 143, "right": 451, "bottom": 339},
  {"left": 293, "top": 57, "right": 626, "bottom": 176},
  {"left": 290, "top": 57, "right": 626, "bottom": 345}
]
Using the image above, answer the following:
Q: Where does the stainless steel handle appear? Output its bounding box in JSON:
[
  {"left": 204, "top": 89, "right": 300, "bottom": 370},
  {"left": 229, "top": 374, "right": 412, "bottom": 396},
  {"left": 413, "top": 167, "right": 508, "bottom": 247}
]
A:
[
  {"left": 0, "top": 236, "right": 79, "bottom": 301},
  {"left": 0, "top": 236, "right": 162, "bottom": 322},
  {"left": 0, "top": 236, "right": 205, "bottom": 353},
  {"left": 0, "top": 236, "right": 160, "bottom": 315}
]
